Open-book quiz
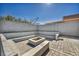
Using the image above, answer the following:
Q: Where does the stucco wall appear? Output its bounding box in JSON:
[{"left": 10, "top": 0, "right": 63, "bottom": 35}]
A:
[{"left": 64, "top": 14, "right": 79, "bottom": 21}]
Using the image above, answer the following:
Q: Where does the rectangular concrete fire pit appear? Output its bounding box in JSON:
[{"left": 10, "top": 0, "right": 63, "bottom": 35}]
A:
[{"left": 28, "top": 37, "right": 45, "bottom": 46}]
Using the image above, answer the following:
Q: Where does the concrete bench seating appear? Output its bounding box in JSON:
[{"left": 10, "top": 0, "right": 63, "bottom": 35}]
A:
[
  {"left": 0, "top": 34, "right": 49, "bottom": 56},
  {"left": 0, "top": 34, "right": 19, "bottom": 56},
  {"left": 9, "top": 35, "right": 36, "bottom": 41},
  {"left": 22, "top": 40, "right": 49, "bottom": 56},
  {"left": 39, "top": 31, "right": 60, "bottom": 39},
  {"left": 0, "top": 34, "right": 37, "bottom": 56}
]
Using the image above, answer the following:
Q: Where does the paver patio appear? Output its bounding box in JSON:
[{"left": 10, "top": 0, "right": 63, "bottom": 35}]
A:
[
  {"left": 47, "top": 37, "right": 79, "bottom": 56},
  {"left": 1, "top": 34, "right": 79, "bottom": 56}
]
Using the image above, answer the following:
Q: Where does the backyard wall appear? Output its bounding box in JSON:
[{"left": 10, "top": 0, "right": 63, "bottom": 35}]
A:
[
  {"left": 57, "top": 21, "right": 79, "bottom": 36},
  {"left": 0, "top": 15, "right": 79, "bottom": 39},
  {"left": 38, "top": 14, "right": 79, "bottom": 38},
  {"left": 0, "top": 20, "right": 37, "bottom": 39},
  {"left": 38, "top": 23, "right": 59, "bottom": 38},
  {"left": 38, "top": 21, "right": 79, "bottom": 38}
]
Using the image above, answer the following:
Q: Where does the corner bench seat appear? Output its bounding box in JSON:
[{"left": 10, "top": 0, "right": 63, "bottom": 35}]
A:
[
  {"left": 0, "top": 34, "right": 19, "bottom": 56},
  {"left": 0, "top": 34, "right": 36, "bottom": 56},
  {"left": 1, "top": 34, "right": 49, "bottom": 56},
  {"left": 22, "top": 40, "right": 49, "bottom": 56}
]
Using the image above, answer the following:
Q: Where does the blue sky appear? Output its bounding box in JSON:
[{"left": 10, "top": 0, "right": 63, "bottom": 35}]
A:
[{"left": 0, "top": 3, "right": 79, "bottom": 24}]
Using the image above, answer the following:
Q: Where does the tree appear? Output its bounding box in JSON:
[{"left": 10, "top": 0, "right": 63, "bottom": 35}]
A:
[{"left": 4, "top": 15, "right": 15, "bottom": 21}]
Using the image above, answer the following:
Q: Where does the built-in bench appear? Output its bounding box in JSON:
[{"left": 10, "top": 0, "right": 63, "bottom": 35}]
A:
[
  {"left": 22, "top": 40, "right": 49, "bottom": 56},
  {"left": 0, "top": 34, "right": 49, "bottom": 56},
  {"left": 0, "top": 34, "right": 19, "bottom": 56},
  {"left": 9, "top": 35, "right": 36, "bottom": 41},
  {"left": 0, "top": 34, "right": 36, "bottom": 56},
  {"left": 39, "top": 32, "right": 60, "bottom": 40}
]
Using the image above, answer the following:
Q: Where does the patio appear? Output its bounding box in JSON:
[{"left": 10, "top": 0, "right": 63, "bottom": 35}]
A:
[
  {"left": 47, "top": 36, "right": 79, "bottom": 56},
  {"left": 4, "top": 36, "right": 79, "bottom": 56}
]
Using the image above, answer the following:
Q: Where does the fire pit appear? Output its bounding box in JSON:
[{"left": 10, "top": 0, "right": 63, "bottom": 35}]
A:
[
  {"left": 32, "top": 37, "right": 41, "bottom": 40},
  {"left": 28, "top": 37, "right": 45, "bottom": 46}
]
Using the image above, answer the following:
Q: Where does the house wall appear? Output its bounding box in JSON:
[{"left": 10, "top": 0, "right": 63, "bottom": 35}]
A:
[{"left": 64, "top": 14, "right": 79, "bottom": 21}]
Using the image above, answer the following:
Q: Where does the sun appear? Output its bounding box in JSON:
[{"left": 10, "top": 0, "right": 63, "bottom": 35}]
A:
[{"left": 45, "top": 3, "right": 52, "bottom": 6}]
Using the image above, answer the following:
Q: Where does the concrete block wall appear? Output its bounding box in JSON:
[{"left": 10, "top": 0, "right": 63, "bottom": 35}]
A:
[
  {"left": 0, "top": 19, "right": 79, "bottom": 39},
  {"left": 57, "top": 21, "right": 79, "bottom": 36},
  {"left": 0, "top": 20, "right": 3, "bottom": 32},
  {"left": 38, "top": 24, "right": 59, "bottom": 39},
  {"left": 0, "top": 20, "right": 37, "bottom": 39},
  {"left": 38, "top": 21, "right": 79, "bottom": 37},
  {"left": 0, "top": 21, "right": 36, "bottom": 32},
  {"left": 38, "top": 24, "right": 56, "bottom": 31}
]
